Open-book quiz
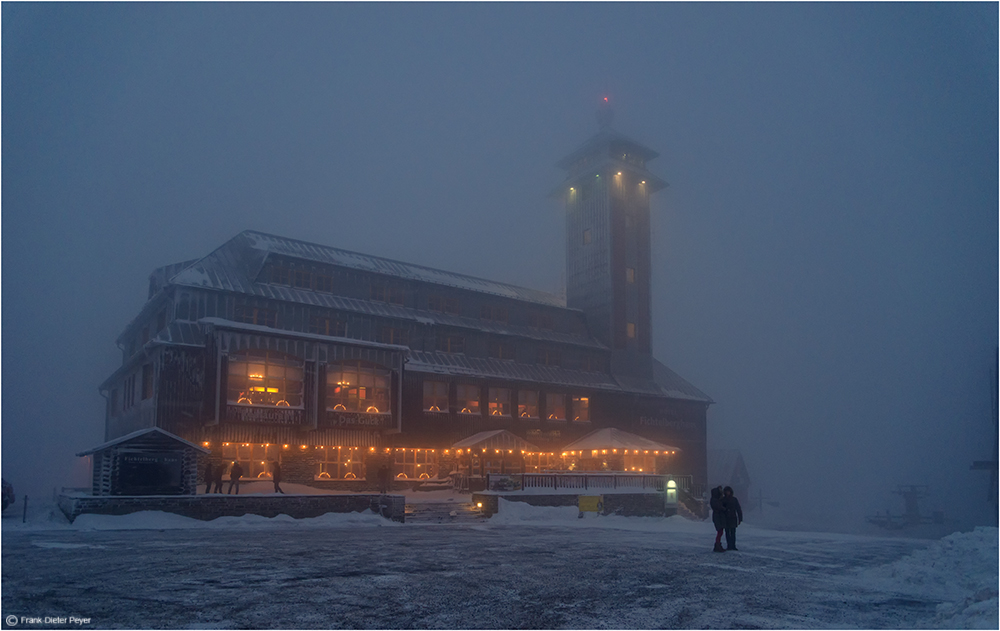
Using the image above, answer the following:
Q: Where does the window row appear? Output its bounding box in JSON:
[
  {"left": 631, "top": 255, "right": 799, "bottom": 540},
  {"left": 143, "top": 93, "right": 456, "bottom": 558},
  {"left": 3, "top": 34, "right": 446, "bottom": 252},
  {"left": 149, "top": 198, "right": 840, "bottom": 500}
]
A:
[
  {"left": 226, "top": 354, "right": 392, "bottom": 415},
  {"left": 423, "top": 381, "right": 590, "bottom": 422}
]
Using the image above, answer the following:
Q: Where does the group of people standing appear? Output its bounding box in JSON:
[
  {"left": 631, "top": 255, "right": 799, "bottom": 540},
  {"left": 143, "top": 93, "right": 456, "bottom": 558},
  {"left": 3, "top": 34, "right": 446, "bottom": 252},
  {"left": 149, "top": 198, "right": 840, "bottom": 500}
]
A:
[
  {"left": 203, "top": 461, "right": 284, "bottom": 495},
  {"left": 710, "top": 485, "right": 743, "bottom": 552}
]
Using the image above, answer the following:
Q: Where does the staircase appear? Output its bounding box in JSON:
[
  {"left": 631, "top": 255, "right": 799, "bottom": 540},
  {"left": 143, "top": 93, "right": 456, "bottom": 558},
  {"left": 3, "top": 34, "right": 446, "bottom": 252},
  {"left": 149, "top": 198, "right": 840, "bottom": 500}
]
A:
[{"left": 405, "top": 501, "right": 486, "bottom": 524}]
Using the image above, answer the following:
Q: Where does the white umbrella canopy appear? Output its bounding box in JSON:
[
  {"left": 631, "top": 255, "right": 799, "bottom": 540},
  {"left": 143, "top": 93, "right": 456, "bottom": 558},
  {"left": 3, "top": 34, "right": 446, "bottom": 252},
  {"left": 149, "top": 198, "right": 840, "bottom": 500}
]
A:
[
  {"left": 450, "top": 430, "right": 540, "bottom": 453},
  {"left": 560, "top": 428, "right": 680, "bottom": 454}
]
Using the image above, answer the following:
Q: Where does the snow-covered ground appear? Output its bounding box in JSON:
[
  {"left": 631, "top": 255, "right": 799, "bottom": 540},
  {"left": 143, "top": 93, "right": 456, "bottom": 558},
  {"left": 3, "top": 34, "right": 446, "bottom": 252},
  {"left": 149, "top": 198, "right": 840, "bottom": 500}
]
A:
[{"left": 1, "top": 498, "right": 996, "bottom": 629}]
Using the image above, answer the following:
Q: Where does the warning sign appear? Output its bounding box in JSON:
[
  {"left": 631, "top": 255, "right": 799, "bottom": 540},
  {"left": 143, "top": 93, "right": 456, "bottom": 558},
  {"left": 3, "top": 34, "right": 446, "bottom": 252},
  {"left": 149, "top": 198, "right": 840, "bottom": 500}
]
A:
[{"left": 578, "top": 495, "right": 603, "bottom": 513}]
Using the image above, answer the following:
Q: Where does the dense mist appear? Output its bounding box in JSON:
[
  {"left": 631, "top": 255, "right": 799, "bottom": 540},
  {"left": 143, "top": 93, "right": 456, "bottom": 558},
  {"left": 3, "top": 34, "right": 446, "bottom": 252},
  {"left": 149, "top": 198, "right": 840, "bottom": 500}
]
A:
[{"left": 3, "top": 3, "right": 996, "bottom": 532}]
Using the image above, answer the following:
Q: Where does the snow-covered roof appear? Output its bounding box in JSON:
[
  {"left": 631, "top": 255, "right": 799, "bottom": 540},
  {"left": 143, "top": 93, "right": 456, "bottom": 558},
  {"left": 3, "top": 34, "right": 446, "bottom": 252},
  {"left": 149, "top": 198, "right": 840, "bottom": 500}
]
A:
[
  {"left": 77, "top": 427, "right": 210, "bottom": 456},
  {"left": 169, "top": 230, "right": 567, "bottom": 308},
  {"left": 561, "top": 428, "right": 681, "bottom": 453},
  {"left": 451, "top": 430, "right": 540, "bottom": 452}
]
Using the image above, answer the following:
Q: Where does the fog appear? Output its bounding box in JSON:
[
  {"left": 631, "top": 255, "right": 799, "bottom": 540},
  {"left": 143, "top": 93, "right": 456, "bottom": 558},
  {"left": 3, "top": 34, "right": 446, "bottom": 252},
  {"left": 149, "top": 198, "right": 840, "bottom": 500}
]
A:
[{"left": 3, "top": 3, "right": 996, "bottom": 532}]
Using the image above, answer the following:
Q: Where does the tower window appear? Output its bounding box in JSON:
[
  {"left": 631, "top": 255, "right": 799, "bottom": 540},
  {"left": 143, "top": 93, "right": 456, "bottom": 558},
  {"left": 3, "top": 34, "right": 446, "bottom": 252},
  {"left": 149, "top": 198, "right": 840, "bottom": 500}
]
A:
[
  {"left": 627, "top": 322, "right": 636, "bottom": 339},
  {"left": 626, "top": 268, "right": 636, "bottom": 284},
  {"left": 583, "top": 229, "right": 592, "bottom": 245},
  {"left": 572, "top": 396, "right": 590, "bottom": 422}
]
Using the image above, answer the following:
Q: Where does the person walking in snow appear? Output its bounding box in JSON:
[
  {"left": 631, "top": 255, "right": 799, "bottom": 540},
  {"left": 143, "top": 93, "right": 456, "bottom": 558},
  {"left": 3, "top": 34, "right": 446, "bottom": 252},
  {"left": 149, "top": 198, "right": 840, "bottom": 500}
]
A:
[
  {"left": 377, "top": 463, "right": 390, "bottom": 494},
  {"left": 204, "top": 462, "right": 214, "bottom": 494},
  {"left": 227, "top": 460, "right": 243, "bottom": 495},
  {"left": 270, "top": 461, "right": 284, "bottom": 494},
  {"left": 710, "top": 486, "right": 727, "bottom": 552},
  {"left": 212, "top": 462, "right": 226, "bottom": 493},
  {"left": 722, "top": 486, "right": 743, "bottom": 550}
]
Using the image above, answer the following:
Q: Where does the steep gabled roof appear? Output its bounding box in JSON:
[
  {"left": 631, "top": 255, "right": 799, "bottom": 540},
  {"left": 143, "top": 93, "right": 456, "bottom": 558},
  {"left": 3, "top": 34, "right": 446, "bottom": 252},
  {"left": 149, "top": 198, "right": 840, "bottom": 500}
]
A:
[{"left": 77, "top": 427, "right": 210, "bottom": 456}]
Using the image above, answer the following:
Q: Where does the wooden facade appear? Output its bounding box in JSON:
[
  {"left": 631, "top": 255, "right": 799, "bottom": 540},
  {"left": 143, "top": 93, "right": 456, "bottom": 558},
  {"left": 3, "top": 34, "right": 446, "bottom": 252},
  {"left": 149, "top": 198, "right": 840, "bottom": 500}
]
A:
[{"left": 98, "top": 111, "right": 713, "bottom": 492}]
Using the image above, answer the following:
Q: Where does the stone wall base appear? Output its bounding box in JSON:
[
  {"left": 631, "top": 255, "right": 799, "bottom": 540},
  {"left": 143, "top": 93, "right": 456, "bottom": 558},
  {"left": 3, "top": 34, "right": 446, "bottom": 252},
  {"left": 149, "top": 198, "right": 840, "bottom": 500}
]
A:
[{"left": 57, "top": 493, "right": 406, "bottom": 524}]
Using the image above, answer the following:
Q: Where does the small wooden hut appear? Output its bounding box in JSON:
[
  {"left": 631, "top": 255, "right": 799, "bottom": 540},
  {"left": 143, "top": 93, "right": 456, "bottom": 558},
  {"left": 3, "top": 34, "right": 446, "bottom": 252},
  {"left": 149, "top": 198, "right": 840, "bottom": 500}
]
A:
[{"left": 77, "top": 427, "right": 209, "bottom": 496}]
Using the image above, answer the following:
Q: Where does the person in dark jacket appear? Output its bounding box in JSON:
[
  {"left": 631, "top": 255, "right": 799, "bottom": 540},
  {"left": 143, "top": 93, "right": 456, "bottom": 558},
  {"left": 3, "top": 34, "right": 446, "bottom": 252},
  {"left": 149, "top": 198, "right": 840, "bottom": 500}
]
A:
[
  {"left": 212, "top": 462, "right": 226, "bottom": 493},
  {"left": 227, "top": 460, "right": 243, "bottom": 495},
  {"left": 204, "top": 462, "right": 214, "bottom": 494},
  {"left": 377, "top": 464, "right": 390, "bottom": 494},
  {"left": 271, "top": 461, "right": 284, "bottom": 494},
  {"left": 710, "top": 486, "right": 727, "bottom": 552},
  {"left": 722, "top": 486, "right": 743, "bottom": 550}
]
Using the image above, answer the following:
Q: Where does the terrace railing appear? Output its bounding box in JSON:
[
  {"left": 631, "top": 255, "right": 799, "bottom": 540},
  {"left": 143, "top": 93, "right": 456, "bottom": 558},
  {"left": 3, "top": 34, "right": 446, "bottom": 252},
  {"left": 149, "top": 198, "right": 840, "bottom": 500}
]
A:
[{"left": 494, "top": 472, "right": 693, "bottom": 493}]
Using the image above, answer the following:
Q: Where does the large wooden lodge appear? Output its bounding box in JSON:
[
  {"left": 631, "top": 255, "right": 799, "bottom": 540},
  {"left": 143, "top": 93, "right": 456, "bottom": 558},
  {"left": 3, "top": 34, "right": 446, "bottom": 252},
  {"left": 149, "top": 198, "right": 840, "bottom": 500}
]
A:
[{"left": 98, "top": 106, "right": 713, "bottom": 492}]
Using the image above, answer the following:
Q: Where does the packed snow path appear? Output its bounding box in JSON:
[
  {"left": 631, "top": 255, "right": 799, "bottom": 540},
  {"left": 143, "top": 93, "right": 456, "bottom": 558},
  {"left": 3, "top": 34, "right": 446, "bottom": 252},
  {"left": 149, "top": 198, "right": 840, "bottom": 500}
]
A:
[{"left": 2, "top": 508, "right": 996, "bottom": 629}]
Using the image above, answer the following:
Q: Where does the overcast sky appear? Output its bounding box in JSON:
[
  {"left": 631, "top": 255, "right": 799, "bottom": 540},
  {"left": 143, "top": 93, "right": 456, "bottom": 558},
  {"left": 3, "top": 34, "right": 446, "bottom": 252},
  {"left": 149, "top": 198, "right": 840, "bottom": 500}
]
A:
[{"left": 3, "top": 3, "right": 996, "bottom": 530}]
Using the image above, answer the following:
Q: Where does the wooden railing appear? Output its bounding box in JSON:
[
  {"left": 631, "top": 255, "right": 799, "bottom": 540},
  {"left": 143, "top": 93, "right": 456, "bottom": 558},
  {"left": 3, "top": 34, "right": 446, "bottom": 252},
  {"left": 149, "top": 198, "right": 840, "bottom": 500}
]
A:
[{"left": 491, "top": 472, "right": 693, "bottom": 492}]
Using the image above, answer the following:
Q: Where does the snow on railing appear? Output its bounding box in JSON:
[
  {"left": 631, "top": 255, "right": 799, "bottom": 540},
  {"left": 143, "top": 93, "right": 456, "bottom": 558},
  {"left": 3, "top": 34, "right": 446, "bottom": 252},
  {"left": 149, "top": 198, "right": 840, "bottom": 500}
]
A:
[{"left": 512, "top": 473, "right": 693, "bottom": 492}]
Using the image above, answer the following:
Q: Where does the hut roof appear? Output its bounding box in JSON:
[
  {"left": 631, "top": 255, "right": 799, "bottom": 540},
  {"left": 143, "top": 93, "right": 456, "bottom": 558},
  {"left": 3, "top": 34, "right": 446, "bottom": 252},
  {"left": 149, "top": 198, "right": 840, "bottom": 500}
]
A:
[
  {"left": 561, "top": 428, "right": 681, "bottom": 453},
  {"left": 76, "top": 427, "right": 211, "bottom": 457}
]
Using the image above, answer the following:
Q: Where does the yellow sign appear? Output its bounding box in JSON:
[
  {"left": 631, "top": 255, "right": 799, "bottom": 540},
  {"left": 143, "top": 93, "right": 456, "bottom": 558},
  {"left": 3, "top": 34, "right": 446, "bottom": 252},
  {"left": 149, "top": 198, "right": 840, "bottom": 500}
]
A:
[{"left": 578, "top": 495, "right": 603, "bottom": 513}]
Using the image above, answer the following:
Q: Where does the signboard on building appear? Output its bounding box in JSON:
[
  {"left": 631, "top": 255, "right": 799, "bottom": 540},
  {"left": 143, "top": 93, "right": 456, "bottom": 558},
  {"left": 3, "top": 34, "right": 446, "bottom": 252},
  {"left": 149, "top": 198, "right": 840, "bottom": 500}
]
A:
[
  {"left": 323, "top": 411, "right": 392, "bottom": 429},
  {"left": 117, "top": 451, "right": 184, "bottom": 495},
  {"left": 226, "top": 405, "right": 303, "bottom": 425}
]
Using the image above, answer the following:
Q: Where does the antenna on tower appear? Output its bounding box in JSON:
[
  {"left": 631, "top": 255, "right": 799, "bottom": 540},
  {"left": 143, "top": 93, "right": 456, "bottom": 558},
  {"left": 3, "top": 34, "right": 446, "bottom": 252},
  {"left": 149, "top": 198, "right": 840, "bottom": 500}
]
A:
[{"left": 597, "top": 95, "right": 614, "bottom": 129}]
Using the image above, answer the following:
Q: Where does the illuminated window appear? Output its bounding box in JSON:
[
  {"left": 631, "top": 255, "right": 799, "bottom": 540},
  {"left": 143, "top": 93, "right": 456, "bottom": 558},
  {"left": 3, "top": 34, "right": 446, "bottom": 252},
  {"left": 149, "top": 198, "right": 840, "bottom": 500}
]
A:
[
  {"left": 436, "top": 335, "right": 464, "bottom": 354},
  {"left": 378, "top": 326, "right": 409, "bottom": 345},
  {"left": 310, "top": 316, "right": 346, "bottom": 337},
  {"left": 457, "top": 384, "right": 481, "bottom": 415},
  {"left": 627, "top": 322, "right": 636, "bottom": 339},
  {"left": 537, "top": 348, "right": 561, "bottom": 367},
  {"left": 572, "top": 396, "right": 590, "bottom": 422},
  {"left": 480, "top": 305, "right": 508, "bottom": 323},
  {"left": 488, "top": 387, "right": 511, "bottom": 416},
  {"left": 316, "top": 447, "right": 363, "bottom": 480},
  {"left": 141, "top": 364, "right": 153, "bottom": 400},
  {"left": 326, "top": 361, "right": 391, "bottom": 414},
  {"left": 518, "top": 390, "right": 539, "bottom": 420},
  {"left": 222, "top": 443, "right": 277, "bottom": 479},
  {"left": 227, "top": 350, "right": 304, "bottom": 408},
  {"left": 394, "top": 449, "right": 439, "bottom": 480},
  {"left": 626, "top": 268, "right": 636, "bottom": 284},
  {"left": 489, "top": 339, "right": 514, "bottom": 360},
  {"left": 546, "top": 393, "right": 566, "bottom": 421},
  {"left": 423, "top": 381, "right": 449, "bottom": 412},
  {"left": 235, "top": 306, "right": 277, "bottom": 328},
  {"left": 583, "top": 229, "right": 592, "bottom": 245},
  {"left": 428, "top": 295, "right": 460, "bottom": 315}
]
